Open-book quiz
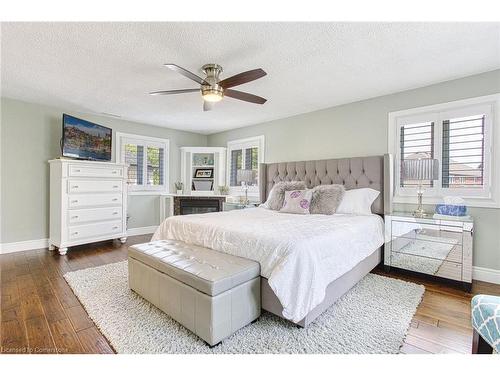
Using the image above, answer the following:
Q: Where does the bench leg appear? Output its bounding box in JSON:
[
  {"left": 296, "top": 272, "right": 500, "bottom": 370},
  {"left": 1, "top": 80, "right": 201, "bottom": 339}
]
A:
[{"left": 472, "top": 329, "right": 493, "bottom": 354}]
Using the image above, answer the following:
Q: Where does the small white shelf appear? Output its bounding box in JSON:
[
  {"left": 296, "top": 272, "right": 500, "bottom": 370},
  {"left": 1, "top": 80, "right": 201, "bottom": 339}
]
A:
[{"left": 181, "top": 146, "right": 226, "bottom": 195}]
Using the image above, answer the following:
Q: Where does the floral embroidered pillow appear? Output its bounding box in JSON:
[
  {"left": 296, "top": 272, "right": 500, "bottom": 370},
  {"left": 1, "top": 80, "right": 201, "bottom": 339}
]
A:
[
  {"left": 259, "top": 181, "right": 307, "bottom": 211},
  {"left": 279, "top": 189, "right": 313, "bottom": 214}
]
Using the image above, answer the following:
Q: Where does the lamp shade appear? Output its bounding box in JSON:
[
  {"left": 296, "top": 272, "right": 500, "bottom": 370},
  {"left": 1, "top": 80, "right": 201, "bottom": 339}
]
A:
[
  {"left": 402, "top": 159, "right": 439, "bottom": 180},
  {"left": 237, "top": 169, "right": 255, "bottom": 184}
]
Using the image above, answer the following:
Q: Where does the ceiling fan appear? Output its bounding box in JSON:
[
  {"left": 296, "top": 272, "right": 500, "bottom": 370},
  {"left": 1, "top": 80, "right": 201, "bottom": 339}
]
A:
[{"left": 149, "top": 64, "right": 267, "bottom": 111}]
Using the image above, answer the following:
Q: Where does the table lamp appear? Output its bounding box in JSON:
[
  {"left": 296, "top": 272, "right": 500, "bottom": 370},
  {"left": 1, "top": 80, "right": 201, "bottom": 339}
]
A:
[
  {"left": 402, "top": 158, "right": 439, "bottom": 217},
  {"left": 237, "top": 169, "right": 255, "bottom": 205}
]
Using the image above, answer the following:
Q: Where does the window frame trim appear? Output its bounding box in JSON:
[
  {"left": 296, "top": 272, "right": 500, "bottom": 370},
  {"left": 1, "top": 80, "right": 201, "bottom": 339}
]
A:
[
  {"left": 388, "top": 93, "right": 500, "bottom": 208},
  {"left": 226, "top": 135, "right": 265, "bottom": 197},
  {"left": 115, "top": 132, "right": 170, "bottom": 195}
]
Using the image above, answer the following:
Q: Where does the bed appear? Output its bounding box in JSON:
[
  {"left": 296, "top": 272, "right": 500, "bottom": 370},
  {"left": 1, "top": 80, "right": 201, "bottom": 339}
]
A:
[{"left": 152, "top": 154, "right": 393, "bottom": 326}]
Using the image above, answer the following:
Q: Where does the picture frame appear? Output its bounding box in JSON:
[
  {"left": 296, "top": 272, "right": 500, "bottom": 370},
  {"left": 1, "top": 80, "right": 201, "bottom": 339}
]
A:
[{"left": 194, "top": 168, "right": 214, "bottom": 178}]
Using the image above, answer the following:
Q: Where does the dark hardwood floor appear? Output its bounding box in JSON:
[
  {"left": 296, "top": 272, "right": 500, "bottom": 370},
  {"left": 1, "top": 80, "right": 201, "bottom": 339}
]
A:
[
  {"left": 0, "top": 235, "right": 150, "bottom": 354},
  {"left": 1, "top": 235, "right": 499, "bottom": 354}
]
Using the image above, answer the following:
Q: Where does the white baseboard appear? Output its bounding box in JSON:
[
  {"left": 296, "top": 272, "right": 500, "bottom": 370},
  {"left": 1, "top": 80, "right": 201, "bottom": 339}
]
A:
[
  {"left": 0, "top": 226, "right": 157, "bottom": 255},
  {"left": 0, "top": 238, "right": 49, "bottom": 254},
  {"left": 473, "top": 266, "right": 500, "bottom": 285},
  {"left": 127, "top": 226, "right": 158, "bottom": 236}
]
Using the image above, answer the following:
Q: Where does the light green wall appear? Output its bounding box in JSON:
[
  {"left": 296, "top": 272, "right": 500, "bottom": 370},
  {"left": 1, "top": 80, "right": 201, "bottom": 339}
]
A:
[
  {"left": 0, "top": 97, "right": 207, "bottom": 243},
  {"left": 208, "top": 69, "right": 500, "bottom": 271}
]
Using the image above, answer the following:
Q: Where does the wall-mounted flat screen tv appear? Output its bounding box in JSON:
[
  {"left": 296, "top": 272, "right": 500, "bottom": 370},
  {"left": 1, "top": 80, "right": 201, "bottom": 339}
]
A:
[{"left": 62, "top": 114, "right": 112, "bottom": 161}]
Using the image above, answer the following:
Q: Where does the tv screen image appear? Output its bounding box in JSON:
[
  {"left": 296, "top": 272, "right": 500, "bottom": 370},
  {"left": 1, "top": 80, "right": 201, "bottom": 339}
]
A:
[{"left": 62, "top": 114, "right": 112, "bottom": 161}]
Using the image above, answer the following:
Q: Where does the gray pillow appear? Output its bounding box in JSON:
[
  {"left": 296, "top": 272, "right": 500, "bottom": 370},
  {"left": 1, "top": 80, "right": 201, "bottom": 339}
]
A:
[
  {"left": 309, "top": 184, "right": 345, "bottom": 215},
  {"left": 260, "top": 181, "right": 307, "bottom": 211}
]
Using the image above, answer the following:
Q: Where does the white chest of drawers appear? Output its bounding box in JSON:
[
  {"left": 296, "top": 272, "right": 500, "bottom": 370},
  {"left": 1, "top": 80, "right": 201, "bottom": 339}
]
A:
[
  {"left": 49, "top": 159, "right": 128, "bottom": 255},
  {"left": 384, "top": 212, "right": 473, "bottom": 290}
]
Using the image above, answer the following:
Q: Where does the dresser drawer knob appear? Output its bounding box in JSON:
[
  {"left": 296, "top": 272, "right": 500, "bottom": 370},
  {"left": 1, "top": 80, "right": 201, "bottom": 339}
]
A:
[
  {"left": 75, "top": 169, "right": 81, "bottom": 172},
  {"left": 71, "top": 200, "right": 78, "bottom": 203},
  {"left": 112, "top": 198, "right": 118, "bottom": 201},
  {"left": 113, "top": 212, "right": 118, "bottom": 215},
  {"left": 72, "top": 232, "right": 79, "bottom": 235},
  {"left": 112, "top": 171, "right": 117, "bottom": 174},
  {"left": 71, "top": 216, "right": 79, "bottom": 219},
  {"left": 113, "top": 185, "right": 119, "bottom": 188},
  {"left": 113, "top": 226, "right": 118, "bottom": 229}
]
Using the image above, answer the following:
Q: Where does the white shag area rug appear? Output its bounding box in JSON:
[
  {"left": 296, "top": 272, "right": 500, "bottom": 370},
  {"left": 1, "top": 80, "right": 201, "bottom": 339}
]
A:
[{"left": 64, "top": 261, "right": 424, "bottom": 354}]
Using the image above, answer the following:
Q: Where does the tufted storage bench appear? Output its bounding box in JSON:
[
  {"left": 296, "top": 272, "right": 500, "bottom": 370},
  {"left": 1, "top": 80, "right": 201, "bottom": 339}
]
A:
[{"left": 128, "top": 240, "right": 261, "bottom": 346}]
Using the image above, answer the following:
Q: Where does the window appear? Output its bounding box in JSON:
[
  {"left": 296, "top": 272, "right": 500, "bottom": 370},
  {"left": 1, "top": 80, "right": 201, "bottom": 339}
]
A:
[
  {"left": 227, "top": 136, "right": 265, "bottom": 195},
  {"left": 389, "top": 94, "right": 499, "bottom": 208},
  {"left": 116, "top": 132, "right": 169, "bottom": 193}
]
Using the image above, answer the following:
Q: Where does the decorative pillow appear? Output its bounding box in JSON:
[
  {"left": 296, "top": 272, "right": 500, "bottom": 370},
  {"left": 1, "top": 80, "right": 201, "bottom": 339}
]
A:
[
  {"left": 260, "top": 181, "right": 307, "bottom": 211},
  {"left": 336, "top": 188, "right": 380, "bottom": 215},
  {"left": 280, "top": 189, "right": 313, "bottom": 214},
  {"left": 309, "top": 184, "right": 345, "bottom": 215}
]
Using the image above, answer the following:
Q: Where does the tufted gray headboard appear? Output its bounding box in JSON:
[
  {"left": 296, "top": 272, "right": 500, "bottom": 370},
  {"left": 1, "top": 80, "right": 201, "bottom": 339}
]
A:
[{"left": 259, "top": 154, "right": 393, "bottom": 215}]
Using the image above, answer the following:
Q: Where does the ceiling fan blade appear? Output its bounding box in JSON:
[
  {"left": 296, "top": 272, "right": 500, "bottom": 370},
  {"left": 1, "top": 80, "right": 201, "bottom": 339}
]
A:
[
  {"left": 203, "top": 101, "right": 214, "bottom": 111},
  {"left": 224, "top": 89, "right": 267, "bottom": 104},
  {"left": 149, "top": 89, "right": 200, "bottom": 95},
  {"left": 164, "top": 64, "right": 208, "bottom": 85},
  {"left": 219, "top": 68, "right": 267, "bottom": 89}
]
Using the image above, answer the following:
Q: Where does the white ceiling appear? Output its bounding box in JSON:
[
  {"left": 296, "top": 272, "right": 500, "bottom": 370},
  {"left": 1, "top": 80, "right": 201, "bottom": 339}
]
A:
[{"left": 1, "top": 22, "right": 499, "bottom": 134}]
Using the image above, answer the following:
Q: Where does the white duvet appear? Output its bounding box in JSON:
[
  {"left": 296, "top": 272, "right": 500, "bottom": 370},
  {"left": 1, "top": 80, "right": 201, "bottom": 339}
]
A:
[{"left": 152, "top": 207, "right": 384, "bottom": 322}]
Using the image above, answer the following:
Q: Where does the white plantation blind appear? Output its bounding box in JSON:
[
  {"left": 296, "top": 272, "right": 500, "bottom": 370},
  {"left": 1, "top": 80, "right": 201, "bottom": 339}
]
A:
[
  {"left": 146, "top": 146, "right": 165, "bottom": 186},
  {"left": 229, "top": 149, "right": 242, "bottom": 186},
  {"left": 400, "top": 121, "right": 435, "bottom": 187},
  {"left": 442, "top": 114, "right": 485, "bottom": 189},
  {"left": 117, "top": 133, "right": 169, "bottom": 193},
  {"left": 124, "top": 144, "right": 143, "bottom": 185},
  {"left": 229, "top": 148, "right": 258, "bottom": 186}
]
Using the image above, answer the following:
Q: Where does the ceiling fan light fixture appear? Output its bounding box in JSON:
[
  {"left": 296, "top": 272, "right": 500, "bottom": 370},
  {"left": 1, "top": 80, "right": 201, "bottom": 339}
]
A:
[
  {"left": 202, "top": 87, "right": 223, "bottom": 103},
  {"left": 152, "top": 64, "right": 267, "bottom": 110}
]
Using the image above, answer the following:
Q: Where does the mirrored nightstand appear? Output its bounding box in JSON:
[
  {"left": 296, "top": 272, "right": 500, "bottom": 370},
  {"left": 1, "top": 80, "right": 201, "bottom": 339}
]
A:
[
  {"left": 384, "top": 212, "right": 473, "bottom": 291},
  {"left": 222, "top": 202, "right": 259, "bottom": 211}
]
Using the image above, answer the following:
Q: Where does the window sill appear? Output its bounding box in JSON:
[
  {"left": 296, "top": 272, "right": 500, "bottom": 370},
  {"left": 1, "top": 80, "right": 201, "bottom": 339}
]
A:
[{"left": 393, "top": 195, "right": 500, "bottom": 209}]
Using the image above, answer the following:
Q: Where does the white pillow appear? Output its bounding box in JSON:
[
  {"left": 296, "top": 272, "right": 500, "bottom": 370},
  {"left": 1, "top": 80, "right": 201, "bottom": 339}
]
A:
[{"left": 336, "top": 188, "right": 380, "bottom": 215}]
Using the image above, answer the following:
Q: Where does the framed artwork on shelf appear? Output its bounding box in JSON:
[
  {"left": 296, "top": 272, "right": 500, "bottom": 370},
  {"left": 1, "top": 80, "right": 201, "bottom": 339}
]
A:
[{"left": 194, "top": 168, "right": 214, "bottom": 178}]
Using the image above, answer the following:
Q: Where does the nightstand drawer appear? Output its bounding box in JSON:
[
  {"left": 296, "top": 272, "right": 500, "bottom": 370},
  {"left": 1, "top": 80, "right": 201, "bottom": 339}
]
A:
[
  {"left": 390, "top": 236, "right": 462, "bottom": 263},
  {"left": 391, "top": 220, "right": 463, "bottom": 245},
  {"left": 390, "top": 253, "right": 462, "bottom": 281}
]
